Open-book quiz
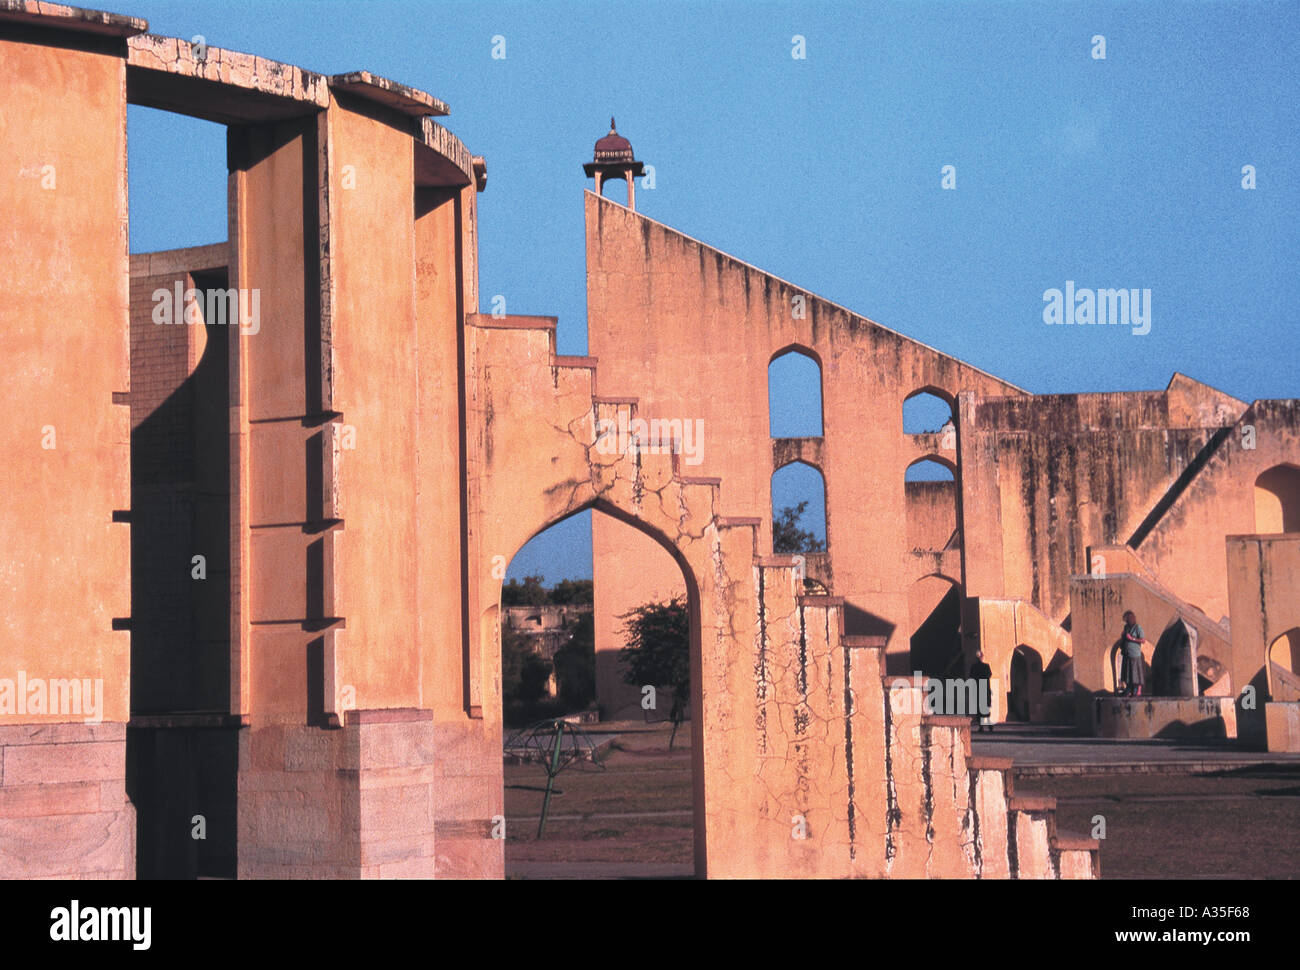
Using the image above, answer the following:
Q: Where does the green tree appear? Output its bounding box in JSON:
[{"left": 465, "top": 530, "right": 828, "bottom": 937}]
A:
[
  {"left": 772, "top": 501, "right": 826, "bottom": 554},
  {"left": 550, "top": 578, "right": 594, "bottom": 605},
  {"left": 552, "top": 611, "right": 595, "bottom": 709},
  {"left": 501, "top": 575, "right": 549, "bottom": 606},
  {"left": 501, "top": 626, "right": 551, "bottom": 708},
  {"left": 619, "top": 596, "right": 690, "bottom": 750}
]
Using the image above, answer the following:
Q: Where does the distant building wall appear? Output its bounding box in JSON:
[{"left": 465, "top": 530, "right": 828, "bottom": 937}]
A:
[{"left": 958, "top": 380, "right": 1244, "bottom": 623}]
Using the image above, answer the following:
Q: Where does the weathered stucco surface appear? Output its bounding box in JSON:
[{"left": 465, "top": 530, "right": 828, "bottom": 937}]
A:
[{"left": 7, "top": 2, "right": 1300, "bottom": 880}]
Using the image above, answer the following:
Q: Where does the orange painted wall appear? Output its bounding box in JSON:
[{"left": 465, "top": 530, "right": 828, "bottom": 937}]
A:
[
  {"left": 958, "top": 389, "right": 1229, "bottom": 622},
  {"left": 231, "top": 116, "right": 319, "bottom": 725},
  {"left": 329, "top": 95, "right": 422, "bottom": 713},
  {"left": 585, "top": 191, "right": 1021, "bottom": 669},
  {"left": 592, "top": 514, "right": 685, "bottom": 719},
  {"left": 415, "top": 186, "right": 467, "bottom": 720},
  {"left": 0, "top": 33, "right": 130, "bottom": 723}
]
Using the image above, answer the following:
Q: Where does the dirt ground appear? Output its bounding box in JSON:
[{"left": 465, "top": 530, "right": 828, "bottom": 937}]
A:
[
  {"left": 502, "top": 721, "right": 1300, "bottom": 878},
  {"left": 504, "top": 721, "right": 694, "bottom": 867},
  {"left": 1016, "top": 765, "right": 1300, "bottom": 879}
]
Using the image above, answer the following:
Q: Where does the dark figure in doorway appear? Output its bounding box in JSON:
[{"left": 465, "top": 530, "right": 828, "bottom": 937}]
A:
[{"left": 969, "top": 650, "right": 993, "bottom": 733}]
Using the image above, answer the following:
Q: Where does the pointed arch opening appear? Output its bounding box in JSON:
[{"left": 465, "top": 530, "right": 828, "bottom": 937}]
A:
[
  {"left": 909, "top": 573, "right": 963, "bottom": 680},
  {"left": 499, "top": 500, "right": 703, "bottom": 879},
  {"left": 1255, "top": 464, "right": 1300, "bottom": 533},
  {"left": 902, "top": 388, "right": 955, "bottom": 436},
  {"left": 1009, "top": 644, "right": 1044, "bottom": 722},
  {"left": 906, "top": 458, "right": 958, "bottom": 553},
  {"left": 771, "top": 461, "right": 827, "bottom": 554},
  {"left": 768, "top": 347, "right": 824, "bottom": 438}
]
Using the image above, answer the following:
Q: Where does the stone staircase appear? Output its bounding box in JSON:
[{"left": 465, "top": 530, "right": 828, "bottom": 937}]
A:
[{"left": 881, "top": 683, "right": 1099, "bottom": 878}]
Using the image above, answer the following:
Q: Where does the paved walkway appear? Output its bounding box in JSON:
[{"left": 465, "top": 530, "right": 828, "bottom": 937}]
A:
[
  {"left": 971, "top": 723, "right": 1300, "bottom": 774},
  {"left": 507, "top": 861, "right": 695, "bottom": 880}
]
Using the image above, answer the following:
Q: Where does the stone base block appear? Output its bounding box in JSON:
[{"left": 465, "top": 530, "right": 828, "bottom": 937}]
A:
[
  {"left": 1265, "top": 701, "right": 1300, "bottom": 752},
  {"left": 0, "top": 722, "right": 133, "bottom": 879},
  {"left": 432, "top": 719, "right": 503, "bottom": 879},
  {"left": 1093, "top": 696, "right": 1236, "bottom": 739},
  {"left": 237, "top": 709, "right": 438, "bottom": 879}
]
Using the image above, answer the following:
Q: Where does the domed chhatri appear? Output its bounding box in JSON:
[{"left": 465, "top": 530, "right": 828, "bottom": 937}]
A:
[
  {"left": 593, "top": 117, "right": 634, "bottom": 163},
  {"left": 584, "top": 117, "right": 645, "bottom": 210}
]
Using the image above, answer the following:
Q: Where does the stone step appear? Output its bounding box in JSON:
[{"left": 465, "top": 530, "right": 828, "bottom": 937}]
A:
[
  {"left": 1006, "top": 794, "right": 1059, "bottom": 879},
  {"left": 1051, "top": 830, "right": 1102, "bottom": 879}
]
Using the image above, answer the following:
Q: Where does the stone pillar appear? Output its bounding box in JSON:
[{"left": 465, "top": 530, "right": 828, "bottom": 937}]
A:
[{"left": 0, "top": 12, "right": 140, "bottom": 878}]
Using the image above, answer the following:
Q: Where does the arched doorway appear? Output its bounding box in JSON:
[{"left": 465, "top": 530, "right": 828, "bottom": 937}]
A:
[
  {"left": 1151, "top": 619, "right": 1197, "bottom": 697},
  {"left": 1009, "top": 645, "right": 1044, "bottom": 721},
  {"left": 497, "top": 502, "right": 703, "bottom": 878}
]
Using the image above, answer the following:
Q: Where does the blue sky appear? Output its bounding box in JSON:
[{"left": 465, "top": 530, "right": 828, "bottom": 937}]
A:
[{"left": 121, "top": 0, "right": 1300, "bottom": 583}]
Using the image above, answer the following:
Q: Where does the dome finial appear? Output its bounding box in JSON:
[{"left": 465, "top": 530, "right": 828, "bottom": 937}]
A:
[{"left": 585, "top": 120, "right": 645, "bottom": 209}]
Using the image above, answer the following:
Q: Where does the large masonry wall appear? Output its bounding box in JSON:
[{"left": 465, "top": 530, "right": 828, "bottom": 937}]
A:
[
  {"left": 585, "top": 191, "right": 1023, "bottom": 675},
  {"left": 0, "top": 16, "right": 136, "bottom": 878}
]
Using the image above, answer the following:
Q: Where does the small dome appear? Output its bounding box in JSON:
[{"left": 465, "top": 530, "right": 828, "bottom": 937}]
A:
[{"left": 594, "top": 117, "right": 634, "bottom": 163}]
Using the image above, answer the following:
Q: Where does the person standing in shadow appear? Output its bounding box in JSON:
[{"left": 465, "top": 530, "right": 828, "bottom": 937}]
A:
[{"left": 970, "top": 650, "right": 994, "bottom": 733}]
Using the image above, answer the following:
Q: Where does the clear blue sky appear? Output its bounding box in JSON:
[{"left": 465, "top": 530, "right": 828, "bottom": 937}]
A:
[{"left": 121, "top": 0, "right": 1300, "bottom": 584}]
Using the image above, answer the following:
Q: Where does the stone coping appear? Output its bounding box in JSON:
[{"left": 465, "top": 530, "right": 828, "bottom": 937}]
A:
[
  {"left": 923, "top": 714, "right": 975, "bottom": 729},
  {"left": 329, "top": 70, "right": 448, "bottom": 117},
  {"left": 1051, "top": 833, "right": 1101, "bottom": 851},
  {"left": 0, "top": 1, "right": 146, "bottom": 37},
  {"left": 468, "top": 312, "right": 558, "bottom": 330},
  {"left": 127, "top": 33, "right": 330, "bottom": 123},
  {"left": 130, "top": 242, "right": 229, "bottom": 278},
  {"left": 797, "top": 594, "right": 846, "bottom": 607}
]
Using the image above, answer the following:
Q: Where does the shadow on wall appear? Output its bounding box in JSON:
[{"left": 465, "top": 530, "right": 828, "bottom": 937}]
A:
[
  {"left": 1008, "top": 645, "right": 1044, "bottom": 721},
  {"left": 845, "top": 605, "right": 899, "bottom": 672},
  {"left": 125, "top": 278, "right": 236, "bottom": 880},
  {"left": 910, "top": 582, "right": 963, "bottom": 679},
  {"left": 1150, "top": 620, "right": 1196, "bottom": 696}
]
